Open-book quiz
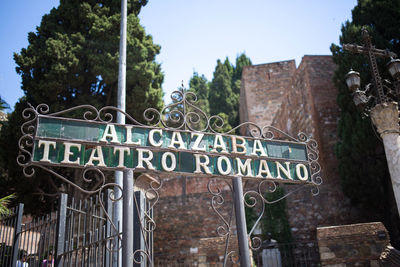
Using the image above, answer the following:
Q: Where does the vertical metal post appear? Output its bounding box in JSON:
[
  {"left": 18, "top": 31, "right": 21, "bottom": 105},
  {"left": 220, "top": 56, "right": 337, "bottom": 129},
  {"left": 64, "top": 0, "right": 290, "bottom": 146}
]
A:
[
  {"left": 123, "top": 169, "right": 134, "bottom": 267},
  {"left": 55, "top": 193, "right": 67, "bottom": 267},
  {"left": 134, "top": 191, "right": 146, "bottom": 267},
  {"left": 232, "top": 177, "right": 251, "bottom": 267},
  {"left": 105, "top": 189, "right": 113, "bottom": 266},
  {"left": 11, "top": 203, "right": 24, "bottom": 267},
  {"left": 114, "top": 0, "right": 127, "bottom": 265}
]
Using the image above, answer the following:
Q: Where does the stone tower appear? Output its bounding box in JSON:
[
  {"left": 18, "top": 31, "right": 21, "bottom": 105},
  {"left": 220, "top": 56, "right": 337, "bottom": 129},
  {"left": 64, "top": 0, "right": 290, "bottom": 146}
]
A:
[
  {"left": 240, "top": 55, "right": 359, "bottom": 241},
  {"left": 153, "top": 55, "right": 360, "bottom": 265}
]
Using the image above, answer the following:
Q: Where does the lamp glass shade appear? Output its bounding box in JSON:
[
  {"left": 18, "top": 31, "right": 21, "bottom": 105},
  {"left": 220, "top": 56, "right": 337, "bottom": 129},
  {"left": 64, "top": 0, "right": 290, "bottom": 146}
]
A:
[
  {"left": 345, "top": 70, "right": 360, "bottom": 92},
  {"left": 387, "top": 58, "right": 400, "bottom": 80}
]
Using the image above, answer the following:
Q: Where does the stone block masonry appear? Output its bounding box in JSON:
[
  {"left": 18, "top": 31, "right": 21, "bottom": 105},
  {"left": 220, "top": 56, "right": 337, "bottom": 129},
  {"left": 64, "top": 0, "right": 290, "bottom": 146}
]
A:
[
  {"left": 240, "top": 56, "right": 361, "bottom": 242},
  {"left": 154, "top": 175, "right": 238, "bottom": 265},
  {"left": 240, "top": 60, "right": 296, "bottom": 134},
  {"left": 317, "top": 222, "right": 390, "bottom": 266},
  {"left": 152, "top": 55, "right": 363, "bottom": 265}
]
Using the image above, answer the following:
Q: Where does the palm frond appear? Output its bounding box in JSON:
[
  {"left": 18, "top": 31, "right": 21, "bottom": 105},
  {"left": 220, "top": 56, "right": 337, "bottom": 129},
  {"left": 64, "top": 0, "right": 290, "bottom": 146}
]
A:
[{"left": 0, "top": 194, "right": 16, "bottom": 216}]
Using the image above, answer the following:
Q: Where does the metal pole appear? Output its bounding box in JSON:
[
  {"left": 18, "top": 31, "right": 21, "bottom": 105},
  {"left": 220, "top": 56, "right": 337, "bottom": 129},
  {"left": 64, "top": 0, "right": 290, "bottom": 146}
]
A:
[
  {"left": 55, "top": 194, "right": 67, "bottom": 267},
  {"left": 11, "top": 203, "right": 24, "bottom": 267},
  {"left": 114, "top": 0, "right": 127, "bottom": 266},
  {"left": 123, "top": 169, "right": 134, "bottom": 267},
  {"left": 232, "top": 177, "right": 251, "bottom": 267}
]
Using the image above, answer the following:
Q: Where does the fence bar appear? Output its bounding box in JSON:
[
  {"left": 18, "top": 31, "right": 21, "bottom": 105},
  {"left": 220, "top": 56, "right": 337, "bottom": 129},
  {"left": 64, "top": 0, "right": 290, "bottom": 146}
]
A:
[
  {"left": 55, "top": 193, "right": 67, "bottom": 266},
  {"left": 11, "top": 203, "right": 24, "bottom": 267},
  {"left": 232, "top": 177, "right": 251, "bottom": 267},
  {"left": 105, "top": 189, "right": 113, "bottom": 267},
  {"left": 134, "top": 190, "right": 145, "bottom": 267},
  {"left": 123, "top": 169, "right": 134, "bottom": 267}
]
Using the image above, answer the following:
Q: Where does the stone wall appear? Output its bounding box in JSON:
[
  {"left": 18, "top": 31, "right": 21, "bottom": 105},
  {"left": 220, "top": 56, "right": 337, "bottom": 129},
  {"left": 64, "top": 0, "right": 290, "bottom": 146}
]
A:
[
  {"left": 241, "top": 56, "right": 360, "bottom": 242},
  {"left": 154, "top": 176, "right": 238, "bottom": 265},
  {"left": 317, "top": 222, "right": 390, "bottom": 266},
  {"left": 240, "top": 60, "right": 296, "bottom": 134},
  {"left": 153, "top": 55, "right": 362, "bottom": 265}
]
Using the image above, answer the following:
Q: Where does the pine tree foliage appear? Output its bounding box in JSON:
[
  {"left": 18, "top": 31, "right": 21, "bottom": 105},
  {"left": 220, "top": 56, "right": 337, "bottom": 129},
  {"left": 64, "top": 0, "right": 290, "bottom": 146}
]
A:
[
  {"left": 189, "top": 53, "right": 252, "bottom": 131},
  {"left": 13, "top": 0, "right": 163, "bottom": 118},
  {"left": 262, "top": 187, "right": 292, "bottom": 244},
  {"left": 0, "top": 0, "right": 163, "bottom": 213},
  {"left": 0, "top": 96, "right": 9, "bottom": 112},
  {"left": 189, "top": 72, "right": 210, "bottom": 115},
  {"left": 331, "top": 0, "right": 400, "bottom": 245}
]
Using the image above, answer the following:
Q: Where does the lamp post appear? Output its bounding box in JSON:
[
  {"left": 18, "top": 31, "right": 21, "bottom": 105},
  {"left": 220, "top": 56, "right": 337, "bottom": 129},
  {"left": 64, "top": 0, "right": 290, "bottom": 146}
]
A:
[{"left": 343, "top": 27, "right": 400, "bottom": 216}]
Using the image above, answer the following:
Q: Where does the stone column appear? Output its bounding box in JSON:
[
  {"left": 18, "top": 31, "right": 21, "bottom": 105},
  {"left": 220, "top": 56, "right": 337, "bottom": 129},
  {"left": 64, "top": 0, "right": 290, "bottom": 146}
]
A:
[{"left": 371, "top": 102, "right": 400, "bottom": 216}]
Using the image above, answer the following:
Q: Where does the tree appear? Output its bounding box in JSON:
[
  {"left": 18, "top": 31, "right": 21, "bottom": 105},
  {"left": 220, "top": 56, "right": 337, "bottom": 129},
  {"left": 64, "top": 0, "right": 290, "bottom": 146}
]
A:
[
  {"left": 0, "top": 96, "right": 9, "bottom": 112},
  {"left": 13, "top": 0, "right": 163, "bottom": 118},
  {"left": 209, "top": 58, "right": 237, "bottom": 127},
  {"left": 331, "top": 0, "right": 400, "bottom": 246},
  {"left": 189, "top": 53, "right": 252, "bottom": 131},
  {"left": 0, "top": 0, "right": 163, "bottom": 213},
  {"left": 262, "top": 187, "right": 292, "bottom": 244},
  {"left": 189, "top": 72, "right": 210, "bottom": 116},
  {"left": 245, "top": 187, "right": 292, "bottom": 244},
  {"left": 0, "top": 194, "right": 16, "bottom": 216}
]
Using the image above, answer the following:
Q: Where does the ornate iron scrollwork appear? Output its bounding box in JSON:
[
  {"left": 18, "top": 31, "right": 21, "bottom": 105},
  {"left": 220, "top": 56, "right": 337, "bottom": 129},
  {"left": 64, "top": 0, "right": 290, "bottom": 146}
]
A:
[{"left": 18, "top": 87, "right": 322, "bottom": 266}]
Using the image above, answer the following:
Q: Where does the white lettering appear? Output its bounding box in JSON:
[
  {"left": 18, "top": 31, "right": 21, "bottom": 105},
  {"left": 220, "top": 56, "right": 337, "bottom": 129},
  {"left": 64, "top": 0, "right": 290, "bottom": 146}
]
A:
[
  {"left": 85, "top": 146, "right": 106, "bottom": 167},
  {"left": 211, "top": 135, "right": 228, "bottom": 154},
  {"left": 136, "top": 148, "right": 155, "bottom": 170},
  {"left": 100, "top": 124, "right": 120, "bottom": 144},
  {"left": 149, "top": 129, "right": 163, "bottom": 147},
  {"left": 217, "top": 156, "right": 232, "bottom": 175},
  {"left": 61, "top": 142, "right": 81, "bottom": 165},
  {"left": 194, "top": 154, "right": 212, "bottom": 174},
  {"left": 191, "top": 132, "right": 206, "bottom": 151},
  {"left": 113, "top": 147, "right": 130, "bottom": 168},
  {"left": 231, "top": 136, "right": 247, "bottom": 154},
  {"left": 251, "top": 140, "right": 267, "bottom": 157},
  {"left": 38, "top": 140, "right": 56, "bottom": 163},
  {"left": 168, "top": 131, "right": 186, "bottom": 149},
  {"left": 296, "top": 164, "right": 309, "bottom": 181},
  {"left": 236, "top": 158, "right": 253, "bottom": 177},
  {"left": 161, "top": 152, "right": 176, "bottom": 172},
  {"left": 124, "top": 125, "right": 141, "bottom": 145},
  {"left": 276, "top": 161, "right": 292, "bottom": 179},
  {"left": 256, "top": 160, "right": 273, "bottom": 178}
]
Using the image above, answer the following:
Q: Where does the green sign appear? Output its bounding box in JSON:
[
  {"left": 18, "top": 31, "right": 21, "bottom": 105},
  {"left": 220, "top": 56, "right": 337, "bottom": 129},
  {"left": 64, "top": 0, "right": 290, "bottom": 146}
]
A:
[{"left": 32, "top": 116, "right": 312, "bottom": 183}]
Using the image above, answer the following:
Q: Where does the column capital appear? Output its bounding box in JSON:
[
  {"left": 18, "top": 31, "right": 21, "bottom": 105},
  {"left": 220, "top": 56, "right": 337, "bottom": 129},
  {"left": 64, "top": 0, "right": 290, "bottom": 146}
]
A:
[{"left": 370, "top": 102, "right": 400, "bottom": 135}]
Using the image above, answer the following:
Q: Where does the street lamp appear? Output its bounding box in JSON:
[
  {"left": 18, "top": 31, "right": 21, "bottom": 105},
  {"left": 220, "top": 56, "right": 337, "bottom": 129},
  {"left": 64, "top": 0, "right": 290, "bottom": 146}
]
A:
[
  {"left": 343, "top": 27, "right": 400, "bottom": 216},
  {"left": 387, "top": 58, "right": 400, "bottom": 80},
  {"left": 345, "top": 69, "right": 360, "bottom": 91}
]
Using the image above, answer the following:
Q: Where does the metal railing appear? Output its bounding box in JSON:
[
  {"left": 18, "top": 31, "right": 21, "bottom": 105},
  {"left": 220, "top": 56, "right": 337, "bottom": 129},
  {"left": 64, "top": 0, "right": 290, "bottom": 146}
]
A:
[
  {"left": 0, "top": 204, "right": 23, "bottom": 267},
  {"left": 0, "top": 191, "right": 152, "bottom": 267},
  {"left": 253, "top": 241, "right": 321, "bottom": 267},
  {"left": 1, "top": 192, "right": 319, "bottom": 267},
  {"left": 0, "top": 191, "right": 124, "bottom": 267}
]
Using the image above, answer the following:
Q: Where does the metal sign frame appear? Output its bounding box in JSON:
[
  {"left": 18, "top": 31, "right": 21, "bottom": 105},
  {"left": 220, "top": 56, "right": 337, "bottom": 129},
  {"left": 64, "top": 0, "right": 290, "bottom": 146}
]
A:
[{"left": 17, "top": 88, "right": 322, "bottom": 266}]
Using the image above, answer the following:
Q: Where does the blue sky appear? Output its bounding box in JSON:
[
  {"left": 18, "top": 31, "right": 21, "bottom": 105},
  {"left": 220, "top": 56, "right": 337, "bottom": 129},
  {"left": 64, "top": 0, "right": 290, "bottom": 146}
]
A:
[{"left": 0, "top": 0, "right": 357, "bottom": 111}]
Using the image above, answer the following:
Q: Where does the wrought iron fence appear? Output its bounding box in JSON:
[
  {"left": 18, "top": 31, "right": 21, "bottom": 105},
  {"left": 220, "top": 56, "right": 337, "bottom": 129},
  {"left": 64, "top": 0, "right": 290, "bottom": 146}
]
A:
[
  {"left": 0, "top": 204, "right": 23, "bottom": 267},
  {"left": 1, "top": 190, "right": 321, "bottom": 267},
  {"left": 0, "top": 203, "right": 59, "bottom": 267},
  {"left": 57, "top": 192, "right": 120, "bottom": 267},
  {"left": 0, "top": 192, "right": 125, "bottom": 267},
  {"left": 152, "top": 240, "right": 320, "bottom": 267},
  {"left": 253, "top": 241, "right": 321, "bottom": 267},
  {"left": 0, "top": 191, "right": 153, "bottom": 267}
]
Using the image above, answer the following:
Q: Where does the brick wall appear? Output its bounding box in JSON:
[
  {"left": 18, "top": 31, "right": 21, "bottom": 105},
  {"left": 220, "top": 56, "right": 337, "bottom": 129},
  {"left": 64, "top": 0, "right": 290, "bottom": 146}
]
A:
[
  {"left": 240, "top": 60, "right": 296, "bottom": 134},
  {"left": 154, "top": 176, "right": 238, "bottom": 265},
  {"left": 152, "top": 55, "right": 362, "bottom": 264},
  {"left": 240, "top": 56, "right": 360, "bottom": 242}
]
